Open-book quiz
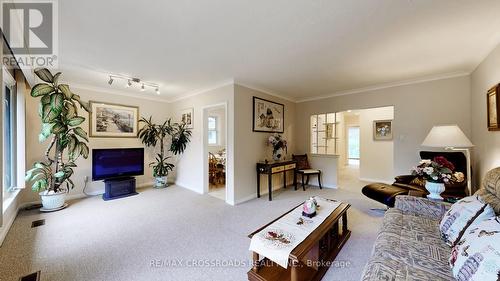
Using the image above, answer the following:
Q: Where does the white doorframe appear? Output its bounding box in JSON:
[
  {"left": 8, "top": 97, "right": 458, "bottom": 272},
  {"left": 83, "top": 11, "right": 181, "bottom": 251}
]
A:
[{"left": 202, "top": 102, "right": 228, "bottom": 203}]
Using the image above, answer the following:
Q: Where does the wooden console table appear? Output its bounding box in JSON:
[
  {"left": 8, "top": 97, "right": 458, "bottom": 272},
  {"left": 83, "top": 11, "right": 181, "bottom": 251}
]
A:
[
  {"left": 248, "top": 201, "right": 351, "bottom": 281},
  {"left": 256, "top": 160, "right": 297, "bottom": 201}
]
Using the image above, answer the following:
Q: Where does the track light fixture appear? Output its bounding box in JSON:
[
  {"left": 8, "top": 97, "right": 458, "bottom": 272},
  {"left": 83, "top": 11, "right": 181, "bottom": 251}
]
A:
[{"left": 107, "top": 74, "right": 160, "bottom": 95}]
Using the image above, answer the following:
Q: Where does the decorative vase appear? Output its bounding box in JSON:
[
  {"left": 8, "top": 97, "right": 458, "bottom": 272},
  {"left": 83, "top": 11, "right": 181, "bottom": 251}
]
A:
[
  {"left": 39, "top": 191, "right": 66, "bottom": 210},
  {"left": 272, "top": 148, "right": 283, "bottom": 161},
  {"left": 425, "top": 181, "right": 445, "bottom": 200},
  {"left": 154, "top": 176, "right": 168, "bottom": 188}
]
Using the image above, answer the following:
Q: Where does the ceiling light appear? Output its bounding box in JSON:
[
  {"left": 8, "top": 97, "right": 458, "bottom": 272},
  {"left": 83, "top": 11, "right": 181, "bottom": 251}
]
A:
[
  {"left": 140, "top": 84, "right": 145, "bottom": 91},
  {"left": 155, "top": 87, "right": 160, "bottom": 95},
  {"left": 126, "top": 80, "right": 132, "bottom": 88},
  {"left": 108, "top": 76, "right": 113, "bottom": 85}
]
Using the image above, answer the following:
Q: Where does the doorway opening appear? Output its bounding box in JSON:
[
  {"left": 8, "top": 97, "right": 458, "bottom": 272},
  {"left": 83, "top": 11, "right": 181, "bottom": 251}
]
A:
[
  {"left": 335, "top": 106, "right": 394, "bottom": 191},
  {"left": 203, "top": 105, "right": 227, "bottom": 201}
]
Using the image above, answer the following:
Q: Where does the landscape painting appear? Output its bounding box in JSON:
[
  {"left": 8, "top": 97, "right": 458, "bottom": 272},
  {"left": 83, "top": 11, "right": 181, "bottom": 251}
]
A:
[
  {"left": 89, "top": 101, "right": 139, "bottom": 138},
  {"left": 252, "top": 97, "right": 284, "bottom": 133}
]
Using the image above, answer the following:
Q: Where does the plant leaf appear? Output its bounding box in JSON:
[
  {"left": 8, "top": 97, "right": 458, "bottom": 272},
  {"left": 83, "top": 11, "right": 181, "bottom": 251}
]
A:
[
  {"left": 31, "top": 83, "right": 55, "bottom": 97},
  {"left": 79, "top": 143, "right": 89, "bottom": 159},
  {"left": 50, "top": 93, "right": 64, "bottom": 113},
  {"left": 52, "top": 72, "right": 62, "bottom": 85},
  {"left": 58, "top": 84, "right": 73, "bottom": 99},
  {"left": 34, "top": 68, "right": 54, "bottom": 83},
  {"left": 51, "top": 123, "right": 67, "bottom": 134},
  {"left": 73, "top": 127, "right": 88, "bottom": 141},
  {"left": 54, "top": 171, "right": 65, "bottom": 178},
  {"left": 67, "top": 116, "right": 85, "bottom": 126}
]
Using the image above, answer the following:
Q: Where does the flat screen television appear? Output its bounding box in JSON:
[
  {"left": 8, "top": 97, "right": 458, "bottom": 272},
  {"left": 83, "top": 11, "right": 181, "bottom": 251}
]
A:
[{"left": 92, "top": 148, "right": 144, "bottom": 181}]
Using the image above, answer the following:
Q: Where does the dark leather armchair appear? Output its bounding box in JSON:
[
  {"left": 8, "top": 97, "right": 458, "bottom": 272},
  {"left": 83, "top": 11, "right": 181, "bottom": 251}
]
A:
[
  {"left": 362, "top": 151, "right": 467, "bottom": 207},
  {"left": 393, "top": 151, "right": 468, "bottom": 198}
]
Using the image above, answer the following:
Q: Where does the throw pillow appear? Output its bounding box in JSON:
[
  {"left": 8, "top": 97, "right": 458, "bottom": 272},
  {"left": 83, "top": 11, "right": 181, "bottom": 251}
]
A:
[
  {"left": 449, "top": 216, "right": 500, "bottom": 280},
  {"left": 439, "top": 195, "right": 495, "bottom": 246}
]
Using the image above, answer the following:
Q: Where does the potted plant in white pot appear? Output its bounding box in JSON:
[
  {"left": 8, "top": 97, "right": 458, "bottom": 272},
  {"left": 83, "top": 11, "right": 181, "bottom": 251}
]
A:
[
  {"left": 25, "top": 68, "right": 91, "bottom": 211},
  {"left": 138, "top": 117, "right": 191, "bottom": 188}
]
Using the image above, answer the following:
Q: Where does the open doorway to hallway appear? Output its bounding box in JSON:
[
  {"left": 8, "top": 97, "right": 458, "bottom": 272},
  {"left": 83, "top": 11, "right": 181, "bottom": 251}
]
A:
[
  {"left": 336, "top": 106, "right": 394, "bottom": 192},
  {"left": 204, "top": 105, "right": 227, "bottom": 201}
]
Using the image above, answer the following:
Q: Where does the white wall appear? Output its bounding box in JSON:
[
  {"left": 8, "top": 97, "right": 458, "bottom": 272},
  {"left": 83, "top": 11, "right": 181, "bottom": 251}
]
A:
[
  {"left": 168, "top": 84, "right": 235, "bottom": 203},
  {"left": 233, "top": 85, "right": 296, "bottom": 204},
  {"left": 22, "top": 86, "right": 171, "bottom": 203},
  {"left": 359, "top": 106, "right": 394, "bottom": 182},
  {"left": 295, "top": 75, "right": 471, "bottom": 178},
  {"left": 471, "top": 43, "right": 500, "bottom": 189}
]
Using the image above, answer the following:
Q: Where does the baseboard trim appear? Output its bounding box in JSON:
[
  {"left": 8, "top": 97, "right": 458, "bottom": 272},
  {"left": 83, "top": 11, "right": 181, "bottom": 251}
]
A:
[
  {"left": 175, "top": 182, "right": 203, "bottom": 194},
  {"left": 234, "top": 193, "right": 257, "bottom": 205},
  {"left": 0, "top": 207, "right": 20, "bottom": 247}
]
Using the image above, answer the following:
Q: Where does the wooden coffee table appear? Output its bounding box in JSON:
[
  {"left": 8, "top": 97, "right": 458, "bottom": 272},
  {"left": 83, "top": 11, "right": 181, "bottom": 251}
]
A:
[{"left": 247, "top": 201, "right": 351, "bottom": 281}]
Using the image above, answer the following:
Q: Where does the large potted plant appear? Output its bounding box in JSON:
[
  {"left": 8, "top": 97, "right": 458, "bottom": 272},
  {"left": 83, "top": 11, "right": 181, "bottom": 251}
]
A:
[
  {"left": 25, "top": 68, "right": 91, "bottom": 211},
  {"left": 138, "top": 117, "right": 191, "bottom": 188}
]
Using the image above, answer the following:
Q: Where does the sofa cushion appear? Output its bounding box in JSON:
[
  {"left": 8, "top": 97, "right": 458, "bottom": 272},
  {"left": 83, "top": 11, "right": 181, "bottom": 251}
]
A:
[
  {"left": 369, "top": 208, "right": 453, "bottom": 280},
  {"left": 476, "top": 167, "right": 500, "bottom": 214},
  {"left": 439, "top": 195, "right": 495, "bottom": 246},
  {"left": 450, "top": 216, "right": 500, "bottom": 281}
]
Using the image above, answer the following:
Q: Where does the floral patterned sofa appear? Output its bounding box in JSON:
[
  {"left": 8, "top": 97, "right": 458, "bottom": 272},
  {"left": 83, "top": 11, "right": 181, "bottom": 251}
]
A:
[{"left": 361, "top": 167, "right": 500, "bottom": 281}]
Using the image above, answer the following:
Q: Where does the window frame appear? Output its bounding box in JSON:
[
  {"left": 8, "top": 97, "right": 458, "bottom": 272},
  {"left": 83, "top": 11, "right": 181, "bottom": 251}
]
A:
[
  {"left": 207, "top": 116, "right": 218, "bottom": 146},
  {"left": 2, "top": 68, "right": 18, "bottom": 200}
]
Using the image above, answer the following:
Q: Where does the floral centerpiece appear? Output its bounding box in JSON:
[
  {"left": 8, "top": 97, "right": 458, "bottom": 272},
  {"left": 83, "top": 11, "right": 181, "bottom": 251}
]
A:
[
  {"left": 267, "top": 134, "right": 287, "bottom": 161},
  {"left": 410, "top": 156, "right": 465, "bottom": 199}
]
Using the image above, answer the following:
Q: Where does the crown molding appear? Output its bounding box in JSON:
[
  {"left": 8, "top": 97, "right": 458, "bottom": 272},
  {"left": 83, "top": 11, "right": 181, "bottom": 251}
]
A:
[
  {"left": 167, "top": 79, "right": 235, "bottom": 103},
  {"left": 233, "top": 81, "right": 297, "bottom": 103},
  {"left": 295, "top": 71, "right": 471, "bottom": 103}
]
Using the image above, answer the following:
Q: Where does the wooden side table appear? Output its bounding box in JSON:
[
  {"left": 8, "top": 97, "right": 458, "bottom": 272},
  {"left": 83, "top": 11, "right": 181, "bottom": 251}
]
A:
[{"left": 256, "top": 160, "right": 297, "bottom": 201}]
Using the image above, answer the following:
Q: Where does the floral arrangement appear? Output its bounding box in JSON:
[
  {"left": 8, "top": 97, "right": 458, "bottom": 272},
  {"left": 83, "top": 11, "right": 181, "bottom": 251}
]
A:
[
  {"left": 411, "top": 156, "right": 465, "bottom": 184},
  {"left": 267, "top": 134, "right": 287, "bottom": 159}
]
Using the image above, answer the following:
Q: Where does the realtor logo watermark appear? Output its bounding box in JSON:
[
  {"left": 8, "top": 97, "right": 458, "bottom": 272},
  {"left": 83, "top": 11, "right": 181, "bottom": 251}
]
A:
[{"left": 1, "top": 0, "right": 58, "bottom": 68}]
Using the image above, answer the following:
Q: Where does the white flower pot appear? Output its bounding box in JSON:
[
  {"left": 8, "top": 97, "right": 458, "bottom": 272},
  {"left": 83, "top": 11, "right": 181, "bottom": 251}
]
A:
[
  {"left": 425, "top": 181, "right": 445, "bottom": 200},
  {"left": 154, "top": 176, "right": 168, "bottom": 188},
  {"left": 40, "top": 191, "right": 66, "bottom": 210}
]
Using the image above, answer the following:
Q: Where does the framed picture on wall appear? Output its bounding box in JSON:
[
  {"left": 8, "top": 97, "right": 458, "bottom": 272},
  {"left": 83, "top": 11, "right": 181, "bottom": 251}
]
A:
[
  {"left": 181, "top": 108, "right": 194, "bottom": 129},
  {"left": 89, "top": 101, "right": 139, "bottom": 138},
  {"left": 252, "top": 96, "right": 284, "bottom": 133},
  {"left": 487, "top": 84, "right": 500, "bottom": 131},
  {"left": 373, "top": 120, "right": 393, "bottom": 141}
]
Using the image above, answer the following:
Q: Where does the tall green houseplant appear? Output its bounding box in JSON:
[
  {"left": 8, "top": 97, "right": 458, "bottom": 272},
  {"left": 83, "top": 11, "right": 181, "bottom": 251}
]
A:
[
  {"left": 138, "top": 117, "right": 192, "bottom": 187},
  {"left": 25, "top": 68, "right": 91, "bottom": 210}
]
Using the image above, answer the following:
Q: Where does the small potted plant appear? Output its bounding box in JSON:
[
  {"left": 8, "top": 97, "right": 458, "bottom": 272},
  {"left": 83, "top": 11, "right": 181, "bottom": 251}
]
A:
[
  {"left": 267, "top": 134, "right": 287, "bottom": 161},
  {"left": 411, "top": 156, "right": 465, "bottom": 200},
  {"left": 25, "top": 68, "right": 91, "bottom": 210},
  {"left": 138, "top": 117, "right": 192, "bottom": 188}
]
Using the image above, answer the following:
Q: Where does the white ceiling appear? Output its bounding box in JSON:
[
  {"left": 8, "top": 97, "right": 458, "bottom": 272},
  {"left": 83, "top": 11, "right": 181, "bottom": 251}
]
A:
[{"left": 58, "top": 0, "right": 500, "bottom": 102}]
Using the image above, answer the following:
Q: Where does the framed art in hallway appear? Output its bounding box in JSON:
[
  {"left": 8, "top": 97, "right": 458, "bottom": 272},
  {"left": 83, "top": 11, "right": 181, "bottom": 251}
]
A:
[
  {"left": 487, "top": 84, "right": 500, "bottom": 131},
  {"left": 89, "top": 101, "right": 139, "bottom": 138},
  {"left": 181, "top": 108, "right": 194, "bottom": 129},
  {"left": 373, "top": 120, "right": 393, "bottom": 140},
  {"left": 252, "top": 96, "right": 284, "bottom": 133}
]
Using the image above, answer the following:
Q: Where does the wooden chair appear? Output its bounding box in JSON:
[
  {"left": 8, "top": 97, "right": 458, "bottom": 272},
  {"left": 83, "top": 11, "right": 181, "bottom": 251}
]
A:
[{"left": 292, "top": 154, "right": 322, "bottom": 191}]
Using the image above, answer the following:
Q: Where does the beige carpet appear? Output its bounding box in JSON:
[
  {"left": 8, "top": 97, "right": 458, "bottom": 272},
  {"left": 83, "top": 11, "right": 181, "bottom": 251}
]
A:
[{"left": 0, "top": 184, "right": 384, "bottom": 281}]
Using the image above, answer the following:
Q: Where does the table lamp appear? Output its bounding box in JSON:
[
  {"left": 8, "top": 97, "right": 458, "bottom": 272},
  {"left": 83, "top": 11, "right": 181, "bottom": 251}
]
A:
[{"left": 421, "top": 125, "right": 474, "bottom": 196}]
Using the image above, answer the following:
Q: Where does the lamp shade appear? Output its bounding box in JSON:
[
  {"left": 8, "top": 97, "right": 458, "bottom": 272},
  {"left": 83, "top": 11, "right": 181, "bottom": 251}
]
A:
[{"left": 422, "top": 125, "right": 473, "bottom": 148}]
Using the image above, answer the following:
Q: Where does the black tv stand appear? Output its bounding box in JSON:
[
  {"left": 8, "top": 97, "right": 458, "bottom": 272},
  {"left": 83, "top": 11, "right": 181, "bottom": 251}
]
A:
[{"left": 103, "top": 177, "right": 138, "bottom": 201}]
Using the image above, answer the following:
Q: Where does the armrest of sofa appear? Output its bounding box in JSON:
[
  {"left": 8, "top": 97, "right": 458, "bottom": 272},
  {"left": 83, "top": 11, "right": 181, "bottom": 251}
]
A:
[{"left": 394, "top": 195, "right": 450, "bottom": 220}]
